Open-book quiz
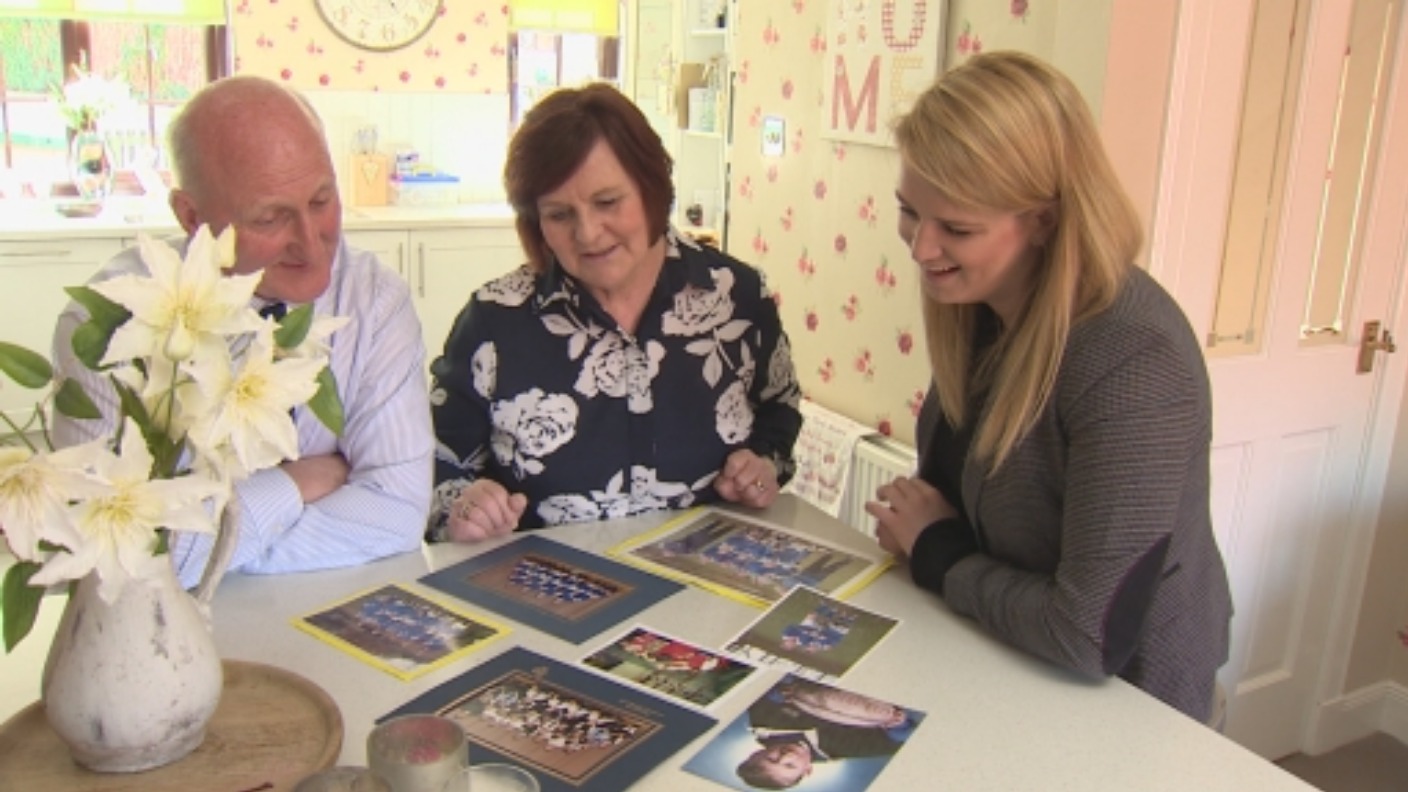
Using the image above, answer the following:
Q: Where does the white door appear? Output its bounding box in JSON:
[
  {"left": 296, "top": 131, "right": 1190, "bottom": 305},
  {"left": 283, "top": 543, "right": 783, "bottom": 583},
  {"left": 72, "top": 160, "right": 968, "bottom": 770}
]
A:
[{"left": 1151, "top": 0, "right": 1408, "bottom": 758}]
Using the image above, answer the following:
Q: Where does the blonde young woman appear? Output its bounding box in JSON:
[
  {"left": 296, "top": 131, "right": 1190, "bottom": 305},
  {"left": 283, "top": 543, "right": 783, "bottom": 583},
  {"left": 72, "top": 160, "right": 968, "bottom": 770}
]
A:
[{"left": 866, "top": 52, "right": 1232, "bottom": 723}]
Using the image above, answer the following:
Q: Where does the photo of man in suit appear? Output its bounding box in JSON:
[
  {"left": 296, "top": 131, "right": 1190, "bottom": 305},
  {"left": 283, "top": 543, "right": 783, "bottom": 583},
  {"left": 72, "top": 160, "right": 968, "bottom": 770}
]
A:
[{"left": 734, "top": 679, "right": 917, "bottom": 789}]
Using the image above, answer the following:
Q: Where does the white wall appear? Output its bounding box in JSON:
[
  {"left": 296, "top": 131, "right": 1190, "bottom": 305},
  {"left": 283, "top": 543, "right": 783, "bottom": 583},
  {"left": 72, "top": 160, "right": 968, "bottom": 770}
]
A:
[{"left": 305, "top": 92, "right": 513, "bottom": 206}]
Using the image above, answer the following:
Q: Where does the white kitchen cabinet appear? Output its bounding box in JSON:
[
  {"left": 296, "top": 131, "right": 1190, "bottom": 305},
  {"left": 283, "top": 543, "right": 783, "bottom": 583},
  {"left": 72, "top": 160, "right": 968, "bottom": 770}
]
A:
[
  {"left": 409, "top": 227, "right": 523, "bottom": 362},
  {"left": 0, "top": 238, "right": 123, "bottom": 426},
  {"left": 343, "top": 225, "right": 523, "bottom": 367},
  {"left": 343, "top": 229, "right": 410, "bottom": 280}
]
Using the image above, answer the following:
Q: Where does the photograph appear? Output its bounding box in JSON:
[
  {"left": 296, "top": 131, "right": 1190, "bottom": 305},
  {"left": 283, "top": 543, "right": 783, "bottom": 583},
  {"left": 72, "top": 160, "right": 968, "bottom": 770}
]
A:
[
  {"left": 419, "top": 535, "right": 684, "bottom": 643},
  {"left": 610, "top": 507, "right": 891, "bottom": 607},
  {"left": 441, "top": 670, "right": 654, "bottom": 784},
  {"left": 294, "top": 583, "right": 508, "bottom": 680},
  {"left": 683, "top": 675, "right": 925, "bottom": 792},
  {"left": 380, "top": 648, "right": 717, "bottom": 792},
  {"left": 726, "top": 587, "right": 899, "bottom": 679},
  {"left": 475, "top": 551, "right": 630, "bottom": 621},
  {"left": 581, "top": 625, "right": 758, "bottom": 708}
]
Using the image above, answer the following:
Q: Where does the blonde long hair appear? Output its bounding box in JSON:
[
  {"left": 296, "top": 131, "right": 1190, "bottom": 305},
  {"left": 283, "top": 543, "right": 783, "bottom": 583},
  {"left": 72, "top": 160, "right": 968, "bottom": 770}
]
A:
[{"left": 893, "top": 51, "right": 1141, "bottom": 471}]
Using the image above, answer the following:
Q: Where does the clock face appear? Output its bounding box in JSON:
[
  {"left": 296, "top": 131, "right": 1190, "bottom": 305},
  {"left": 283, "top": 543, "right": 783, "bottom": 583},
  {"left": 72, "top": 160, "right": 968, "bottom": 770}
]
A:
[{"left": 315, "top": 0, "right": 443, "bottom": 52}]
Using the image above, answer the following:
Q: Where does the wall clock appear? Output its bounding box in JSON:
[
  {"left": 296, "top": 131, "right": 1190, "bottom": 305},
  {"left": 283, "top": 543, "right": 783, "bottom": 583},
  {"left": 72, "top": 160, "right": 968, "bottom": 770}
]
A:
[{"left": 315, "top": 0, "right": 443, "bottom": 52}]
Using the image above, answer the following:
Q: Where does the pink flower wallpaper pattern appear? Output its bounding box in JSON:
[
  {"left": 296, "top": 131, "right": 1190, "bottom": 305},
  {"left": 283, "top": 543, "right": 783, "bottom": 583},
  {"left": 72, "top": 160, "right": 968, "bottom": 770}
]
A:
[
  {"left": 232, "top": 0, "right": 509, "bottom": 94},
  {"left": 728, "top": 0, "right": 1063, "bottom": 446},
  {"left": 729, "top": 0, "right": 932, "bottom": 444}
]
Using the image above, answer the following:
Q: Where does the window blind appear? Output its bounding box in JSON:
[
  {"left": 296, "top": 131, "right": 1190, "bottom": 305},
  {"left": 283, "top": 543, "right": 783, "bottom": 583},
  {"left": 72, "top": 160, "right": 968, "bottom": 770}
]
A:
[
  {"left": 0, "top": 0, "right": 224, "bottom": 24},
  {"left": 509, "top": 0, "right": 618, "bottom": 36}
]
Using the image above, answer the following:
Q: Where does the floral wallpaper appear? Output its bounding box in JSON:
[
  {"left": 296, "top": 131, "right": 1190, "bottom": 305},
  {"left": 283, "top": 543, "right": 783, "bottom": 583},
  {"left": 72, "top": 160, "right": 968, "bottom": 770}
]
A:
[
  {"left": 231, "top": 0, "right": 509, "bottom": 93},
  {"left": 728, "top": 0, "right": 1102, "bottom": 447}
]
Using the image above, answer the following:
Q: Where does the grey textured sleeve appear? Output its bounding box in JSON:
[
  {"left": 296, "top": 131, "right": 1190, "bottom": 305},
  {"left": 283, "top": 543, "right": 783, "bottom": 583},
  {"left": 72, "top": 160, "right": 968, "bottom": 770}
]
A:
[{"left": 942, "top": 317, "right": 1210, "bottom": 679}]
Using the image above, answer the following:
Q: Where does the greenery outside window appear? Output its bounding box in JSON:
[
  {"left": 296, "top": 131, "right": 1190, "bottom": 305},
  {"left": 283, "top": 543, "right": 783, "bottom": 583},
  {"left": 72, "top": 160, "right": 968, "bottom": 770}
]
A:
[{"left": 0, "top": 14, "right": 226, "bottom": 195}]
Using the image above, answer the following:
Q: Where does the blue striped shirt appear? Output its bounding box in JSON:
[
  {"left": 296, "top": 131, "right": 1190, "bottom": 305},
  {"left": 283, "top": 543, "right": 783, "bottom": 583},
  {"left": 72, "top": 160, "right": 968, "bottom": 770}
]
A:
[{"left": 52, "top": 237, "right": 434, "bottom": 587}]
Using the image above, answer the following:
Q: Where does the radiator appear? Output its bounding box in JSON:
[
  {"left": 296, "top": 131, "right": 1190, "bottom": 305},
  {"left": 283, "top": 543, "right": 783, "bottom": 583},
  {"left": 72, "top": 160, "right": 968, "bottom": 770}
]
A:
[{"left": 836, "top": 436, "right": 917, "bottom": 537}]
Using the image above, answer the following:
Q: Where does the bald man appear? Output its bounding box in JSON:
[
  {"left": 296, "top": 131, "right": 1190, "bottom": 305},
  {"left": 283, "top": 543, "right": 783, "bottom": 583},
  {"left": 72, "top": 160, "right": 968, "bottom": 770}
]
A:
[{"left": 52, "top": 76, "right": 433, "bottom": 587}]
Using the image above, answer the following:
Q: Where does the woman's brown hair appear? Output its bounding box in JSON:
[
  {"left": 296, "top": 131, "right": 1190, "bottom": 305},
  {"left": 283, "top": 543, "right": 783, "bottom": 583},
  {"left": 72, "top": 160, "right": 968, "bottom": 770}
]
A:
[{"left": 503, "top": 83, "right": 674, "bottom": 272}]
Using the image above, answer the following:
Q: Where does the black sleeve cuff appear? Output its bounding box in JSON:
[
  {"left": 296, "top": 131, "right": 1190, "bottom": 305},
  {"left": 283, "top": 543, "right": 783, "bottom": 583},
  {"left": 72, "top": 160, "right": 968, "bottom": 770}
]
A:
[
  {"left": 749, "top": 443, "right": 798, "bottom": 488},
  {"left": 909, "top": 517, "right": 979, "bottom": 596}
]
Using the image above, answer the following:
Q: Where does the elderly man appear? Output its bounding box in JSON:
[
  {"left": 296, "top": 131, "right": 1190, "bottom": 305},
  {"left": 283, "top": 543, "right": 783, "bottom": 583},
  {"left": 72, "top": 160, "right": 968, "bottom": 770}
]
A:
[{"left": 52, "top": 75, "right": 433, "bottom": 587}]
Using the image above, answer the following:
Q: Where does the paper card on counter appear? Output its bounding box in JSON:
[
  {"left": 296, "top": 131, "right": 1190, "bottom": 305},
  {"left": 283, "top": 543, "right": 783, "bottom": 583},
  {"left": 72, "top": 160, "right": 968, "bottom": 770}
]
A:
[
  {"left": 293, "top": 583, "right": 508, "bottom": 681},
  {"left": 609, "top": 506, "right": 891, "bottom": 608},
  {"left": 579, "top": 624, "right": 758, "bottom": 711},
  {"left": 380, "top": 647, "right": 717, "bottom": 792},
  {"left": 725, "top": 586, "right": 899, "bottom": 681},
  {"left": 682, "top": 674, "right": 925, "bottom": 792},
  {"left": 419, "top": 535, "right": 684, "bottom": 644}
]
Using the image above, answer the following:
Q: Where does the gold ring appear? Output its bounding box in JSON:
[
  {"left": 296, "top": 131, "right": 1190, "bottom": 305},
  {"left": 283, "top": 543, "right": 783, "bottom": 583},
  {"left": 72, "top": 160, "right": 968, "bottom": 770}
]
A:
[{"left": 754, "top": 480, "right": 766, "bottom": 491}]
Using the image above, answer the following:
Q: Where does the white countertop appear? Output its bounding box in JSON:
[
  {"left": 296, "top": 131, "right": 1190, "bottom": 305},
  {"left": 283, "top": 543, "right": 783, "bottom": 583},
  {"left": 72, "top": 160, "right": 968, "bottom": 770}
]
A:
[
  {"left": 0, "top": 198, "right": 514, "bottom": 241},
  {"left": 187, "top": 498, "right": 1311, "bottom": 791}
]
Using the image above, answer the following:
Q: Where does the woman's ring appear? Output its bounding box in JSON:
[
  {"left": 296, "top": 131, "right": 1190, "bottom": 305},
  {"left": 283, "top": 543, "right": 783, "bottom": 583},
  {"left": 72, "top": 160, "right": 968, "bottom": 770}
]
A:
[
  {"left": 753, "top": 480, "right": 767, "bottom": 492},
  {"left": 458, "top": 501, "right": 474, "bottom": 519}
]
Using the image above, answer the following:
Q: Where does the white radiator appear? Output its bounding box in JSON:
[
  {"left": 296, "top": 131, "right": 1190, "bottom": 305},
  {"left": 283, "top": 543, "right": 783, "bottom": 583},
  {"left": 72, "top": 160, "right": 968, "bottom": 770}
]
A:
[{"left": 836, "top": 436, "right": 917, "bottom": 537}]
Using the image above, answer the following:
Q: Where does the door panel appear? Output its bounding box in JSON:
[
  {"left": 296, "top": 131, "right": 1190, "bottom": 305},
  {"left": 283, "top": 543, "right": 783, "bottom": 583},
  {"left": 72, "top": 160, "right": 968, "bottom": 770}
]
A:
[{"left": 1153, "top": 0, "right": 1408, "bottom": 758}]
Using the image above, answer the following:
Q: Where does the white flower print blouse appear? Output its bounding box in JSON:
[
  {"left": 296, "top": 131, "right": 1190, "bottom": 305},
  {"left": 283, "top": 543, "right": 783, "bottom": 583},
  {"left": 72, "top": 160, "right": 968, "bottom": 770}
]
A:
[{"left": 427, "top": 230, "right": 803, "bottom": 536}]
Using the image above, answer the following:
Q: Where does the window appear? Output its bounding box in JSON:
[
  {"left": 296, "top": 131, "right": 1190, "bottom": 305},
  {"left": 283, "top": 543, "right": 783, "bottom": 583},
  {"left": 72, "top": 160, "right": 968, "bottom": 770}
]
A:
[
  {"left": 506, "top": 0, "right": 621, "bottom": 126},
  {"left": 0, "top": 17, "right": 225, "bottom": 193},
  {"left": 509, "top": 30, "right": 620, "bottom": 126}
]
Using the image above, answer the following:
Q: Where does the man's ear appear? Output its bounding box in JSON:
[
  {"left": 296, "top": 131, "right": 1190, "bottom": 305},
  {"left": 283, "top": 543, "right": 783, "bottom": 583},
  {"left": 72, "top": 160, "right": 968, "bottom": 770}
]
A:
[{"left": 169, "top": 189, "right": 201, "bottom": 235}]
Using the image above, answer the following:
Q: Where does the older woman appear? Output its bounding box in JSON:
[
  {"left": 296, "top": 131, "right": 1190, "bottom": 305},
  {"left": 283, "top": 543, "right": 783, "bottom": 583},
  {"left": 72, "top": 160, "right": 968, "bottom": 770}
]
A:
[
  {"left": 867, "top": 52, "right": 1232, "bottom": 722},
  {"left": 428, "top": 84, "right": 802, "bottom": 542}
]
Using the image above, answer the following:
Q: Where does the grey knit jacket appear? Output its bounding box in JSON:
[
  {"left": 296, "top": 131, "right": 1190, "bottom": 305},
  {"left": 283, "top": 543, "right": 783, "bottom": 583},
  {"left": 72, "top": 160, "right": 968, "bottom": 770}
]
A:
[{"left": 920, "top": 267, "right": 1233, "bottom": 722}]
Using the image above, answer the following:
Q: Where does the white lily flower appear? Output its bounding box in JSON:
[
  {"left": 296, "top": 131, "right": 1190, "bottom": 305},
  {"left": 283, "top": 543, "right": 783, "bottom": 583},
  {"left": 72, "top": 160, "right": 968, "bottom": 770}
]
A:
[
  {"left": 186, "top": 325, "right": 325, "bottom": 480},
  {"left": 30, "top": 421, "right": 224, "bottom": 603},
  {"left": 0, "top": 443, "right": 106, "bottom": 560},
  {"left": 0, "top": 220, "right": 347, "bottom": 650},
  {"left": 93, "top": 226, "right": 262, "bottom": 366}
]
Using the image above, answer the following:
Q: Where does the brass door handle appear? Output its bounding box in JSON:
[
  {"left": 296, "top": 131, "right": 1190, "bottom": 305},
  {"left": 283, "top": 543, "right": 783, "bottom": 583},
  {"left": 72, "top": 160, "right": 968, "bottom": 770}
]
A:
[{"left": 1357, "top": 319, "right": 1397, "bottom": 374}]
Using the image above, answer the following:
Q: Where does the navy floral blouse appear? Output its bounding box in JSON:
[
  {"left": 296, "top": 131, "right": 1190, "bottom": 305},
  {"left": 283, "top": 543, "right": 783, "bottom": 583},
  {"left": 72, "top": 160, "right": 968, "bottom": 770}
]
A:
[{"left": 428, "top": 230, "right": 803, "bottom": 535}]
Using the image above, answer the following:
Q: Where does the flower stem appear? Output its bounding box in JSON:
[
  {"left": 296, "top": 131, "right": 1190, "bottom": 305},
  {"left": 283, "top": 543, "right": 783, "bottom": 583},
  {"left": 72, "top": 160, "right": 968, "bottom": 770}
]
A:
[{"left": 0, "top": 407, "right": 40, "bottom": 453}]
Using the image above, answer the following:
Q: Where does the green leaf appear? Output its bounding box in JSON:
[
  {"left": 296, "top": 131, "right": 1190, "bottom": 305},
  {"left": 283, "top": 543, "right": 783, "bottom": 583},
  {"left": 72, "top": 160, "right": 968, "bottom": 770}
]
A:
[
  {"left": 3, "top": 561, "right": 46, "bottom": 653},
  {"left": 0, "top": 341, "right": 53, "bottom": 389},
  {"left": 70, "top": 321, "right": 113, "bottom": 370},
  {"left": 65, "top": 286, "right": 130, "bottom": 330},
  {"left": 111, "top": 375, "right": 181, "bottom": 477},
  {"left": 54, "top": 377, "right": 101, "bottom": 420},
  {"left": 65, "top": 286, "right": 131, "bottom": 370},
  {"left": 274, "top": 304, "right": 314, "bottom": 350},
  {"left": 309, "top": 366, "right": 345, "bottom": 437}
]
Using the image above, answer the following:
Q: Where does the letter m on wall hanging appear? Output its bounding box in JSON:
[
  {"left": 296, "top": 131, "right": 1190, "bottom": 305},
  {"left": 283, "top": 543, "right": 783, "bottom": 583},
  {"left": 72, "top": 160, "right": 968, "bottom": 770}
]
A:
[{"left": 822, "top": 0, "right": 944, "bottom": 148}]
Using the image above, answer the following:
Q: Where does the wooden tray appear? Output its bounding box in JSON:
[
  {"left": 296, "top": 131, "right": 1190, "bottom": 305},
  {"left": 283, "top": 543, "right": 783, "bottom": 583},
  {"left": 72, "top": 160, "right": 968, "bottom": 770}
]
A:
[{"left": 0, "top": 660, "right": 342, "bottom": 791}]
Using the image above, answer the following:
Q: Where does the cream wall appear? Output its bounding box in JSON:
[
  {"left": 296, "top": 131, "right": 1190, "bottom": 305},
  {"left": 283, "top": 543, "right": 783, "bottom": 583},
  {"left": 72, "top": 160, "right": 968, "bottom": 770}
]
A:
[{"left": 725, "top": 0, "right": 1114, "bottom": 446}]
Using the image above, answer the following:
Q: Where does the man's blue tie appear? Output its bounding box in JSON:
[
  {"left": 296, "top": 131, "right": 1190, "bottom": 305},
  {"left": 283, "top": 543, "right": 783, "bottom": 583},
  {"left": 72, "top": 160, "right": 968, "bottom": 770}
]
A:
[{"left": 258, "top": 301, "right": 287, "bottom": 321}]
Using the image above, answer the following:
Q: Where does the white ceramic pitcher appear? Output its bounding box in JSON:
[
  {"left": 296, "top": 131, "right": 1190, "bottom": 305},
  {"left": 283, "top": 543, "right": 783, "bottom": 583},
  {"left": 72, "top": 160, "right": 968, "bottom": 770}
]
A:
[{"left": 39, "top": 500, "right": 241, "bottom": 772}]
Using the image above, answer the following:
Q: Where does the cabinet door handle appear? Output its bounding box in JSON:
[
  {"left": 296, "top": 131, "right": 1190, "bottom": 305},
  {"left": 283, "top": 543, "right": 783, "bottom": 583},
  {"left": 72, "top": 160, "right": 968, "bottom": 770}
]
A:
[
  {"left": 0, "top": 249, "right": 67, "bottom": 258},
  {"left": 397, "top": 243, "right": 404, "bottom": 277},
  {"left": 417, "top": 243, "right": 426, "bottom": 299}
]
